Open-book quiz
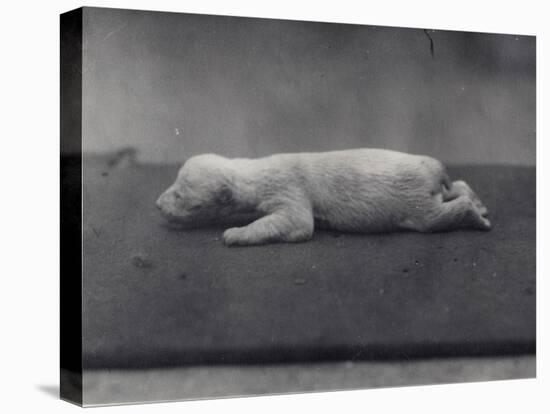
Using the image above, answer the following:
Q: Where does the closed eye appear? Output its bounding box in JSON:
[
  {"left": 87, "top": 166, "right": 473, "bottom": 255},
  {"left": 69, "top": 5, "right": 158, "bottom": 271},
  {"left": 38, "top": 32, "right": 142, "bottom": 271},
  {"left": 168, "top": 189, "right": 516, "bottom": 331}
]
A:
[{"left": 188, "top": 204, "right": 201, "bottom": 211}]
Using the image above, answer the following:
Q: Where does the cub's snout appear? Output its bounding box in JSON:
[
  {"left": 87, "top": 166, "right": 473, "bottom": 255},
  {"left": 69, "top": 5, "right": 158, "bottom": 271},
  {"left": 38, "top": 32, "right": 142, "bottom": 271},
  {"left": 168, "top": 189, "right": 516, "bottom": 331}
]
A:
[
  {"left": 156, "top": 190, "right": 175, "bottom": 212},
  {"left": 156, "top": 188, "right": 187, "bottom": 222},
  {"left": 156, "top": 154, "right": 241, "bottom": 226}
]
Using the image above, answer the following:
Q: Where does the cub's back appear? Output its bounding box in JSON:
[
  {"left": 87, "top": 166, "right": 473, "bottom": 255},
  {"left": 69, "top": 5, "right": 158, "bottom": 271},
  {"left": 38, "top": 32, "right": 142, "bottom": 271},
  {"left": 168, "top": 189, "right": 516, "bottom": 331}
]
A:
[
  {"left": 292, "top": 149, "right": 445, "bottom": 231},
  {"left": 298, "top": 148, "right": 443, "bottom": 197}
]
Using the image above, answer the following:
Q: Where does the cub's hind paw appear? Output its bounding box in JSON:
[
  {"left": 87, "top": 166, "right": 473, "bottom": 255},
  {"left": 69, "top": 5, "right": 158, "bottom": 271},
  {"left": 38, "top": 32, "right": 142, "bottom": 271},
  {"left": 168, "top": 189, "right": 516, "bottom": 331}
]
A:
[
  {"left": 478, "top": 216, "right": 492, "bottom": 231},
  {"left": 474, "top": 200, "right": 489, "bottom": 218},
  {"left": 470, "top": 209, "right": 492, "bottom": 231}
]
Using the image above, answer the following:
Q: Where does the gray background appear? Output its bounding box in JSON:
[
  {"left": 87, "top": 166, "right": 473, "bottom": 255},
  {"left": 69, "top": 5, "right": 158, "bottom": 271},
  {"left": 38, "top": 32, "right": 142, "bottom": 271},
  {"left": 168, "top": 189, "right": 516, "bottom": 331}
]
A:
[{"left": 81, "top": 8, "right": 535, "bottom": 165}]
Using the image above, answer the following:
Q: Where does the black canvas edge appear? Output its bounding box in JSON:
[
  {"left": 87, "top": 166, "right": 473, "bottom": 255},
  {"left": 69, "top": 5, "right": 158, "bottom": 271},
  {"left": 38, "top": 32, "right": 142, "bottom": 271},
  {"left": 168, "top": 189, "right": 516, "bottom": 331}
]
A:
[{"left": 60, "top": 7, "right": 83, "bottom": 407}]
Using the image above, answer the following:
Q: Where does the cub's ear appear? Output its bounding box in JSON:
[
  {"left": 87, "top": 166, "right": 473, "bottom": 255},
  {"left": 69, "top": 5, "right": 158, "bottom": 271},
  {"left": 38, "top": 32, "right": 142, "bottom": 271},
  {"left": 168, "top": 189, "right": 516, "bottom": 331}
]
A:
[{"left": 216, "top": 184, "right": 233, "bottom": 205}]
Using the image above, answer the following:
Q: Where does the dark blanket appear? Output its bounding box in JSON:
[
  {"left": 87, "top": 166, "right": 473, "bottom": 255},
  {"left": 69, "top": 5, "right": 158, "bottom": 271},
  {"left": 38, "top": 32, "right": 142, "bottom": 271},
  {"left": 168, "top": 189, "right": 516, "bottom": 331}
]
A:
[{"left": 81, "top": 158, "right": 535, "bottom": 369}]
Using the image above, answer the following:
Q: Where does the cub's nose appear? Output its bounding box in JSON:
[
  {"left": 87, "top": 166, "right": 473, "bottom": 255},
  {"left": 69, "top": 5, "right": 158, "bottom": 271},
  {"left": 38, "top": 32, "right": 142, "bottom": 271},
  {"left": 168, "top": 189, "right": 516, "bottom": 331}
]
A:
[{"left": 155, "top": 196, "right": 164, "bottom": 210}]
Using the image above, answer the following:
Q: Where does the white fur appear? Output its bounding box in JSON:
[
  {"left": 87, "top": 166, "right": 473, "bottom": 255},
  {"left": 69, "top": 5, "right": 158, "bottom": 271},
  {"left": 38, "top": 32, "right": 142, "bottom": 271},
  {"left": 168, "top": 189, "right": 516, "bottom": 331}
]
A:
[{"left": 157, "top": 149, "right": 490, "bottom": 246}]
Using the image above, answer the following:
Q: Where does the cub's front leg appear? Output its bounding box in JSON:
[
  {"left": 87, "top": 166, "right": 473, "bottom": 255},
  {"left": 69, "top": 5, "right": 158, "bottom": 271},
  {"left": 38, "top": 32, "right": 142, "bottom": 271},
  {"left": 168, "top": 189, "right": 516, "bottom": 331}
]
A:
[{"left": 223, "top": 205, "right": 314, "bottom": 246}]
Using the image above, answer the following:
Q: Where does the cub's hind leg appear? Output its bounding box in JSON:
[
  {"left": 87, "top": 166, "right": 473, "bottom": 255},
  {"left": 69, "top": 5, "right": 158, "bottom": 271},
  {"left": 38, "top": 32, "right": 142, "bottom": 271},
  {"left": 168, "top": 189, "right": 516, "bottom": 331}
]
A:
[
  {"left": 413, "top": 195, "right": 491, "bottom": 232},
  {"left": 443, "top": 180, "right": 489, "bottom": 217}
]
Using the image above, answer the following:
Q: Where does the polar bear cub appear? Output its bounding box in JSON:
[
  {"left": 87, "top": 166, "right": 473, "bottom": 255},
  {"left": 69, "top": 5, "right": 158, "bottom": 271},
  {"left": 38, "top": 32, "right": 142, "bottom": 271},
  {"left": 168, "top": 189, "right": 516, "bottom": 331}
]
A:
[{"left": 156, "top": 149, "right": 490, "bottom": 246}]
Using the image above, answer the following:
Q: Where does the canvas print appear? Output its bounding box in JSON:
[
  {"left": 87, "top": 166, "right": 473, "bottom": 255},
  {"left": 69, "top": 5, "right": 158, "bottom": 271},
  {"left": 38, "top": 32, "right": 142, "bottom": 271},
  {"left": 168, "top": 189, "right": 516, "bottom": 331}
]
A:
[{"left": 60, "top": 6, "right": 536, "bottom": 407}]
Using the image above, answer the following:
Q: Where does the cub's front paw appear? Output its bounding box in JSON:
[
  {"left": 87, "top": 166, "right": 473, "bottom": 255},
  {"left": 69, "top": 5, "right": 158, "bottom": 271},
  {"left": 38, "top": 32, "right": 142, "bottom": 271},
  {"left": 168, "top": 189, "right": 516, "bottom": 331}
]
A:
[{"left": 223, "top": 227, "right": 245, "bottom": 246}]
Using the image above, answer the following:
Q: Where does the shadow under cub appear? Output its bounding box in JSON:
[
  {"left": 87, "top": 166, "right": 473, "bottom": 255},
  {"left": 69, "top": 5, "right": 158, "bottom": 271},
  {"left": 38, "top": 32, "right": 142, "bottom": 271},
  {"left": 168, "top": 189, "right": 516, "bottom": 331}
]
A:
[{"left": 159, "top": 212, "right": 264, "bottom": 232}]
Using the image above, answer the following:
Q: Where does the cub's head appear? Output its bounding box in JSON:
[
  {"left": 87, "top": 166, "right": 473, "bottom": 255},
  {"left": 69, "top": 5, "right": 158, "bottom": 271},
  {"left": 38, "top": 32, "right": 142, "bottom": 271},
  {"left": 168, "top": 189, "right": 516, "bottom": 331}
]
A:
[{"left": 156, "top": 154, "right": 235, "bottom": 226}]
